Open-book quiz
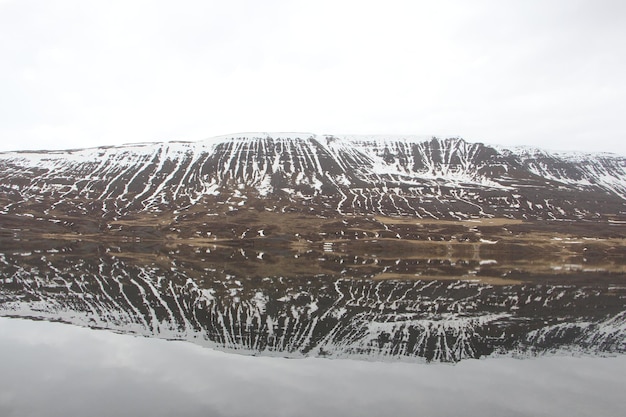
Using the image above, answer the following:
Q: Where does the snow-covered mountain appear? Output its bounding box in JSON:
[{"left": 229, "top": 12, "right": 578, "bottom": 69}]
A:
[{"left": 1, "top": 133, "right": 625, "bottom": 221}]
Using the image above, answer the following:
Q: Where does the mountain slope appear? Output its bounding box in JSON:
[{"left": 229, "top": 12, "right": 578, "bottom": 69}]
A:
[{"left": 0, "top": 133, "right": 625, "bottom": 225}]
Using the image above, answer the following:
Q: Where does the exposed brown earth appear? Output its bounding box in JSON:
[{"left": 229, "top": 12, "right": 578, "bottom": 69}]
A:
[{"left": 2, "top": 207, "right": 625, "bottom": 285}]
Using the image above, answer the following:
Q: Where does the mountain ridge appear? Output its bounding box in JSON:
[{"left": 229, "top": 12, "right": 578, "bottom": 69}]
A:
[
  {"left": 1, "top": 133, "right": 624, "bottom": 224},
  {"left": 4, "top": 133, "right": 624, "bottom": 157}
]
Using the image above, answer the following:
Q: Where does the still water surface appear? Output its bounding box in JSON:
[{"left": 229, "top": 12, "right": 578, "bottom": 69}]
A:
[
  {"left": 1, "top": 317, "right": 624, "bottom": 417},
  {"left": 0, "top": 240, "right": 625, "bottom": 415}
]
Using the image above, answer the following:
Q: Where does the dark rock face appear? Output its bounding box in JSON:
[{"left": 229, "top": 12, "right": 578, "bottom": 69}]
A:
[{"left": 0, "top": 134, "right": 624, "bottom": 221}]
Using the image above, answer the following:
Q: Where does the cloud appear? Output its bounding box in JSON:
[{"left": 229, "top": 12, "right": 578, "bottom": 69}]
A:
[{"left": 0, "top": 0, "right": 624, "bottom": 154}]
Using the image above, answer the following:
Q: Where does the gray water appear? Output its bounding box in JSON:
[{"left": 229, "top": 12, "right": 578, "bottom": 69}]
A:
[
  {"left": 1, "top": 239, "right": 625, "bottom": 415},
  {"left": 0, "top": 317, "right": 624, "bottom": 417}
]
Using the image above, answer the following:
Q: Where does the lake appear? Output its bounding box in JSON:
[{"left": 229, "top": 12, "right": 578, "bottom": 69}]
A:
[{"left": 1, "top": 239, "right": 624, "bottom": 416}]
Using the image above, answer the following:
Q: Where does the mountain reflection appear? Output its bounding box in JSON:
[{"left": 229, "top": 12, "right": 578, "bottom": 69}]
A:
[{"left": 0, "top": 239, "right": 624, "bottom": 362}]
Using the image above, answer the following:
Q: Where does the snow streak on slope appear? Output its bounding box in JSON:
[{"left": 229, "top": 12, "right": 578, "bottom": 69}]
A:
[
  {"left": 1, "top": 249, "right": 624, "bottom": 362},
  {"left": 338, "top": 136, "right": 502, "bottom": 186},
  {"left": 0, "top": 133, "right": 625, "bottom": 219},
  {"left": 509, "top": 147, "right": 626, "bottom": 200}
]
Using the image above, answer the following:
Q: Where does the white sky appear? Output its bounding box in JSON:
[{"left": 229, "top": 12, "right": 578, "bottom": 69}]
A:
[{"left": 1, "top": 0, "right": 625, "bottom": 154}]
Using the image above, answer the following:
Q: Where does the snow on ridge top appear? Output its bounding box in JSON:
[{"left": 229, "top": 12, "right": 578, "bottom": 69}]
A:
[
  {"left": 201, "top": 132, "right": 317, "bottom": 143},
  {"left": 0, "top": 141, "right": 193, "bottom": 162},
  {"left": 197, "top": 133, "right": 473, "bottom": 150},
  {"left": 2, "top": 133, "right": 624, "bottom": 157},
  {"left": 335, "top": 134, "right": 440, "bottom": 142},
  {"left": 336, "top": 134, "right": 440, "bottom": 142},
  {"left": 0, "top": 140, "right": 166, "bottom": 156},
  {"left": 326, "top": 134, "right": 449, "bottom": 147},
  {"left": 493, "top": 144, "right": 624, "bottom": 160},
  {"left": 0, "top": 140, "right": 205, "bottom": 169}
]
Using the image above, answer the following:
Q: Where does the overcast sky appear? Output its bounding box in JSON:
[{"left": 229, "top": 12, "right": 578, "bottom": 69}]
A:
[{"left": 1, "top": 0, "right": 625, "bottom": 154}]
